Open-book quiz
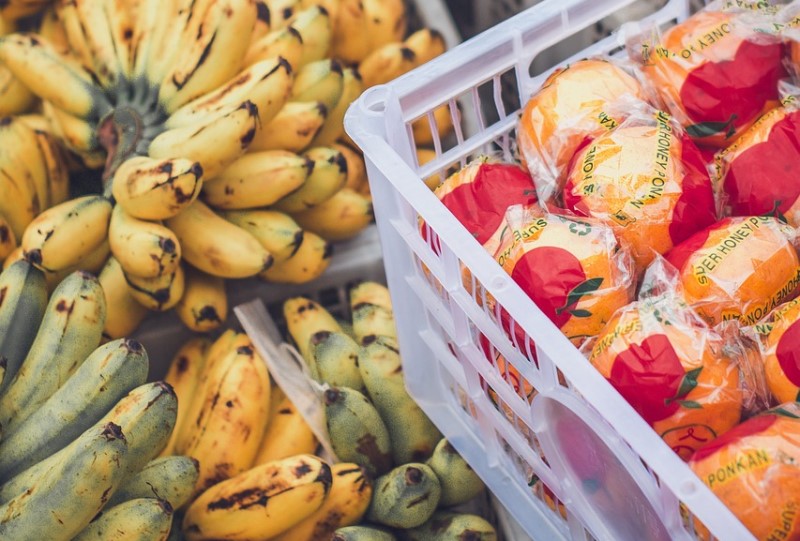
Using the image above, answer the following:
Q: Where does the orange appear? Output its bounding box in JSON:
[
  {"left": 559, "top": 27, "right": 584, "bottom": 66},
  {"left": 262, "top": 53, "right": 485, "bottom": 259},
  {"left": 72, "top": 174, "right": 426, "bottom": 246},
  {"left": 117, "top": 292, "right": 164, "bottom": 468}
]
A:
[
  {"left": 563, "top": 113, "right": 717, "bottom": 271},
  {"left": 665, "top": 216, "right": 800, "bottom": 326},
  {"left": 759, "top": 298, "right": 800, "bottom": 403},
  {"left": 688, "top": 403, "right": 800, "bottom": 541},
  {"left": 589, "top": 296, "right": 744, "bottom": 460}
]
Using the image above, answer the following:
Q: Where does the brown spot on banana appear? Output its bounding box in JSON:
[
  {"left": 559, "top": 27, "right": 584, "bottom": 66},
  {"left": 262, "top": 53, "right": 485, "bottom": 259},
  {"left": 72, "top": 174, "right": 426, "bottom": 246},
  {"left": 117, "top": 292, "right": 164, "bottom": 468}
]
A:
[
  {"left": 171, "top": 33, "right": 218, "bottom": 91},
  {"left": 256, "top": 2, "right": 270, "bottom": 24},
  {"left": 0, "top": 225, "right": 8, "bottom": 243},
  {"left": 355, "top": 434, "right": 392, "bottom": 473},
  {"left": 101, "top": 422, "right": 125, "bottom": 441},
  {"left": 294, "top": 461, "right": 312, "bottom": 477},
  {"left": 55, "top": 299, "right": 74, "bottom": 313}
]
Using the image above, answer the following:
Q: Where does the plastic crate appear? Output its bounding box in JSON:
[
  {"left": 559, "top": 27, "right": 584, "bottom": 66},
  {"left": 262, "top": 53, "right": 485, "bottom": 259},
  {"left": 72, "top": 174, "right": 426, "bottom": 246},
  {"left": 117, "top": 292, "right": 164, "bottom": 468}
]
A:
[{"left": 344, "top": 1, "right": 757, "bottom": 540}]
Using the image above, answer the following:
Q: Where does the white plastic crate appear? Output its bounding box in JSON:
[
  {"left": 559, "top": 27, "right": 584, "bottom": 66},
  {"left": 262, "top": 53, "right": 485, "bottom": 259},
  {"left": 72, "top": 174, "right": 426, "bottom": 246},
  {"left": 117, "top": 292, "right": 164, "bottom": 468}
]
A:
[{"left": 344, "top": 0, "right": 757, "bottom": 540}]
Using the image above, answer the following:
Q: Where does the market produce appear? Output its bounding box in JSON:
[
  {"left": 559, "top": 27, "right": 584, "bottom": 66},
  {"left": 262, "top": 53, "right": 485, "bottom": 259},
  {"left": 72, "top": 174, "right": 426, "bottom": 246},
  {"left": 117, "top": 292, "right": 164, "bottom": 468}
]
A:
[
  {"left": 401, "top": 511, "right": 498, "bottom": 541},
  {"left": 350, "top": 280, "right": 397, "bottom": 343},
  {"left": 752, "top": 298, "right": 800, "bottom": 403},
  {"left": 174, "top": 266, "right": 228, "bottom": 333},
  {"left": 97, "top": 256, "right": 149, "bottom": 340},
  {"left": 307, "top": 330, "right": 365, "bottom": 391},
  {"left": 333, "top": 527, "right": 398, "bottom": 541},
  {"left": 71, "top": 497, "right": 174, "bottom": 541},
  {"left": 106, "top": 455, "right": 199, "bottom": 509},
  {"left": 0, "top": 14, "right": 36, "bottom": 116},
  {"left": 252, "top": 386, "right": 318, "bottom": 465},
  {"left": 425, "top": 438, "right": 485, "bottom": 507},
  {"left": 284, "top": 296, "right": 344, "bottom": 361},
  {"left": 331, "top": 0, "right": 406, "bottom": 64},
  {"left": 366, "top": 463, "right": 442, "bottom": 528},
  {"left": 293, "top": 187, "right": 374, "bottom": 241},
  {"left": 125, "top": 263, "right": 186, "bottom": 312}
]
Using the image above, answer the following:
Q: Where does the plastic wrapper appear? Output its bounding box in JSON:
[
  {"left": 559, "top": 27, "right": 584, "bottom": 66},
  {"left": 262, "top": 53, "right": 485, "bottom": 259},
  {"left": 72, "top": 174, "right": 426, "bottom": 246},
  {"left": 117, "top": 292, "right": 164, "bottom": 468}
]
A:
[
  {"left": 516, "top": 57, "right": 649, "bottom": 201},
  {"left": 630, "top": 0, "right": 787, "bottom": 148},
  {"left": 748, "top": 296, "right": 800, "bottom": 403},
  {"left": 687, "top": 402, "right": 800, "bottom": 541},
  {"left": 664, "top": 215, "right": 800, "bottom": 326},
  {"left": 562, "top": 107, "right": 718, "bottom": 272}
]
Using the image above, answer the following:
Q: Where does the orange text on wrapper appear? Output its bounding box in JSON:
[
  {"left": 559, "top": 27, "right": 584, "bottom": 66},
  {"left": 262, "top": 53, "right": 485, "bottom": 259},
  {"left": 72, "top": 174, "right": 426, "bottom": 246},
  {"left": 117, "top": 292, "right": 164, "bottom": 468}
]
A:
[
  {"left": 692, "top": 216, "right": 773, "bottom": 286},
  {"left": 705, "top": 449, "right": 770, "bottom": 488}
]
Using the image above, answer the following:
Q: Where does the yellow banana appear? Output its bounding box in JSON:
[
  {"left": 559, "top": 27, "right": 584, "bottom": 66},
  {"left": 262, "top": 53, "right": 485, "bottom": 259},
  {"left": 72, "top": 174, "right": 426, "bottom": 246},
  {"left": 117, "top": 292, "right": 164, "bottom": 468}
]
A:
[
  {"left": 0, "top": 0, "right": 52, "bottom": 22},
  {"left": 174, "top": 265, "right": 228, "bottom": 332},
  {"left": 350, "top": 281, "right": 395, "bottom": 342},
  {"left": 259, "top": 230, "right": 331, "bottom": 284},
  {"left": 273, "top": 146, "right": 347, "bottom": 212},
  {"left": 21, "top": 195, "right": 112, "bottom": 273},
  {"left": 265, "top": 0, "right": 301, "bottom": 30},
  {"left": 160, "top": 336, "right": 212, "bottom": 457},
  {"left": 248, "top": 100, "right": 327, "bottom": 152},
  {"left": 252, "top": 0, "right": 271, "bottom": 41},
  {"left": 359, "top": 41, "right": 417, "bottom": 89},
  {"left": 125, "top": 264, "right": 186, "bottom": 312},
  {"left": 43, "top": 101, "right": 99, "bottom": 154},
  {"left": 244, "top": 24, "right": 304, "bottom": 70},
  {"left": 292, "top": 187, "right": 373, "bottom": 241},
  {"left": 298, "top": 0, "right": 338, "bottom": 21},
  {"left": 362, "top": 0, "right": 406, "bottom": 53},
  {"left": 97, "top": 256, "right": 149, "bottom": 341},
  {"left": 0, "top": 126, "right": 39, "bottom": 240},
  {"left": 59, "top": 0, "right": 124, "bottom": 89},
  {"left": 108, "top": 205, "right": 182, "bottom": 279},
  {"left": 148, "top": 100, "right": 259, "bottom": 180},
  {"left": 111, "top": 155, "right": 204, "bottom": 220},
  {"left": 131, "top": 0, "right": 181, "bottom": 86},
  {"left": 32, "top": 129, "right": 70, "bottom": 208},
  {"left": 183, "top": 454, "right": 332, "bottom": 541},
  {"left": 0, "top": 213, "right": 16, "bottom": 261},
  {"left": 311, "top": 66, "right": 363, "bottom": 147},
  {"left": 37, "top": 8, "right": 70, "bottom": 54},
  {"left": 413, "top": 104, "right": 456, "bottom": 146},
  {"left": 166, "top": 57, "right": 293, "bottom": 129},
  {"left": 289, "top": 5, "right": 332, "bottom": 67},
  {"left": 72, "top": 498, "right": 173, "bottom": 541},
  {"left": 334, "top": 142, "right": 368, "bottom": 192},
  {"left": 220, "top": 209, "right": 305, "bottom": 263},
  {"left": 292, "top": 58, "right": 344, "bottom": 111},
  {"left": 165, "top": 199, "right": 273, "bottom": 279},
  {"left": 405, "top": 28, "right": 447, "bottom": 66},
  {"left": 272, "top": 463, "right": 373, "bottom": 541},
  {"left": 284, "top": 296, "right": 342, "bottom": 362},
  {"left": 331, "top": 0, "right": 368, "bottom": 63},
  {"left": 253, "top": 388, "right": 318, "bottom": 465},
  {"left": 203, "top": 151, "right": 312, "bottom": 210},
  {"left": 0, "top": 59, "right": 35, "bottom": 116}
]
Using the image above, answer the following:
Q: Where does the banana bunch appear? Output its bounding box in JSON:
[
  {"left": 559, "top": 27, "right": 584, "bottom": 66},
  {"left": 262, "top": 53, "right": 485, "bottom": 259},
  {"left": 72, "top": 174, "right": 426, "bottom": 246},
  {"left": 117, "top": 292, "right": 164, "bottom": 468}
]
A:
[
  {"left": 0, "top": 261, "right": 195, "bottom": 540},
  {"left": 0, "top": 12, "right": 36, "bottom": 116}
]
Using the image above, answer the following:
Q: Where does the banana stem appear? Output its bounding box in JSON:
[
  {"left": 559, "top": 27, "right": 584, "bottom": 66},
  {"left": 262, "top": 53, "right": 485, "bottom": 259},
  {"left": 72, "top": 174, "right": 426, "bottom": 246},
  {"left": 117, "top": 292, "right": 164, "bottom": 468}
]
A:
[{"left": 98, "top": 107, "right": 145, "bottom": 191}]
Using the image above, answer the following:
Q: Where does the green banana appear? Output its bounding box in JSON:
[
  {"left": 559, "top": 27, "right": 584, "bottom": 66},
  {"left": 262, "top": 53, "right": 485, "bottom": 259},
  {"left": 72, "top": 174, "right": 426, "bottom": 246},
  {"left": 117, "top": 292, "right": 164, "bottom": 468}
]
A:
[
  {"left": 358, "top": 336, "right": 441, "bottom": 464},
  {"left": 0, "top": 259, "right": 47, "bottom": 395},
  {"left": 324, "top": 386, "right": 392, "bottom": 477},
  {"left": 72, "top": 497, "right": 174, "bottom": 541},
  {"left": 0, "top": 422, "right": 130, "bottom": 541},
  {"left": 400, "top": 512, "right": 497, "bottom": 541},
  {"left": 333, "top": 526, "right": 398, "bottom": 541},
  {"left": 0, "top": 339, "right": 148, "bottom": 483},
  {"left": 426, "top": 438, "right": 485, "bottom": 507},
  {"left": 366, "top": 463, "right": 442, "bottom": 529},
  {"left": 308, "top": 330, "right": 364, "bottom": 392},
  {"left": 0, "top": 270, "right": 106, "bottom": 434},
  {"left": 106, "top": 455, "right": 199, "bottom": 510}
]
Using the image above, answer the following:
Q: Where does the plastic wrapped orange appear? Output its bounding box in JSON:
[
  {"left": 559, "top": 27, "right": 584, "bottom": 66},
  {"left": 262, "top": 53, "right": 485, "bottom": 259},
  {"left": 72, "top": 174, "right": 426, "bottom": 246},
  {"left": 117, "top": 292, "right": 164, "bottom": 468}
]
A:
[
  {"left": 563, "top": 110, "right": 718, "bottom": 271},
  {"left": 516, "top": 58, "right": 647, "bottom": 199},
  {"left": 665, "top": 216, "right": 800, "bottom": 326},
  {"left": 634, "top": 3, "right": 786, "bottom": 147},
  {"left": 754, "top": 298, "right": 800, "bottom": 403},
  {"left": 688, "top": 403, "right": 800, "bottom": 541},
  {"left": 587, "top": 293, "right": 745, "bottom": 460}
]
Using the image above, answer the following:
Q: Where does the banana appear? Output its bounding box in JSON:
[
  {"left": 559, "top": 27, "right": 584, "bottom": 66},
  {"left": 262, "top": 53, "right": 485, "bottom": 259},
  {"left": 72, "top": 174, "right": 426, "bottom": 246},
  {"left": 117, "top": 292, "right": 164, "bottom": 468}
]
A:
[
  {"left": 59, "top": 0, "right": 124, "bottom": 90},
  {"left": 307, "top": 330, "right": 364, "bottom": 391},
  {"left": 333, "top": 526, "right": 398, "bottom": 541},
  {"left": 0, "top": 62, "right": 35, "bottom": 116},
  {"left": 403, "top": 512, "right": 498, "bottom": 541},
  {"left": 160, "top": 336, "right": 212, "bottom": 457},
  {"left": 158, "top": 0, "right": 257, "bottom": 113},
  {"left": 293, "top": 187, "right": 373, "bottom": 241},
  {"left": 426, "top": 438, "right": 486, "bottom": 507},
  {"left": 72, "top": 498, "right": 173, "bottom": 541},
  {"left": 0, "top": 0, "right": 52, "bottom": 22},
  {"left": 253, "top": 388, "right": 318, "bottom": 465},
  {"left": 274, "top": 146, "right": 347, "bottom": 212},
  {"left": 106, "top": 0, "right": 136, "bottom": 79},
  {"left": 37, "top": 8, "right": 70, "bottom": 54},
  {"left": 98, "top": 257, "right": 149, "bottom": 340},
  {"left": 292, "top": 58, "right": 344, "bottom": 111},
  {"left": 359, "top": 42, "right": 417, "bottom": 89},
  {"left": 182, "top": 454, "right": 332, "bottom": 541},
  {"left": 0, "top": 339, "right": 148, "bottom": 483},
  {"left": 125, "top": 264, "right": 186, "bottom": 311},
  {"left": 220, "top": 209, "right": 305, "bottom": 264},
  {"left": 284, "top": 296, "right": 342, "bottom": 362},
  {"left": 0, "top": 213, "right": 15, "bottom": 261},
  {"left": 366, "top": 463, "right": 442, "bottom": 528},
  {"left": 21, "top": 195, "right": 112, "bottom": 273},
  {"left": 324, "top": 386, "right": 392, "bottom": 477},
  {"left": 0, "top": 33, "right": 108, "bottom": 119},
  {"left": 131, "top": 0, "right": 181, "bottom": 86},
  {"left": 203, "top": 151, "right": 312, "bottom": 210},
  {"left": 32, "top": 128, "right": 70, "bottom": 207},
  {"left": 258, "top": 231, "right": 332, "bottom": 287},
  {"left": 405, "top": 28, "right": 446, "bottom": 67},
  {"left": 351, "top": 282, "right": 396, "bottom": 343},
  {"left": 351, "top": 280, "right": 393, "bottom": 311},
  {"left": 111, "top": 156, "right": 204, "bottom": 221},
  {"left": 252, "top": 0, "right": 271, "bottom": 41},
  {"left": 248, "top": 100, "right": 327, "bottom": 152},
  {"left": 272, "top": 463, "right": 373, "bottom": 541},
  {"left": 311, "top": 66, "right": 363, "bottom": 147},
  {"left": 0, "top": 422, "right": 130, "bottom": 541},
  {"left": 331, "top": 0, "right": 368, "bottom": 63},
  {"left": 44, "top": 102, "right": 99, "bottom": 153},
  {"left": 298, "top": 0, "right": 338, "bottom": 20},
  {"left": 333, "top": 142, "right": 367, "bottom": 192},
  {"left": 413, "top": 105, "right": 456, "bottom": 147},
  {"left": 148, "top": 101, "right": 259, "bottom": 180},
  {"left": 289, "top": 5, "right": 332, "bottom": 67},
  {"left": 175, "top": 266, "right": 228, "bottom": 332},
  {"left": 109, "top": 205, "right": 182, "bottom": 279},
  {"left": 0, "top": 270, "right": 105, "bottom": 433},
  {"left": 265, "top": 0, "right": 301, "bottom": 30},
  {"left": 107, "top": 456, "right": 200, "bottom": 509},
  {"left": 166, "top": 57, "right": 293, "bottom": 129},
  {"left": 0, "top": 118, "right": 45, "bottom": 240},
  {"left": 165, "top": 199, "right": 273, "bottom": 279},
  {"left": 362, "top": 0, "right": 406, "bottom": 53},
  {"left": 244, "top": 25, "right": 304, "bottom": 70}
]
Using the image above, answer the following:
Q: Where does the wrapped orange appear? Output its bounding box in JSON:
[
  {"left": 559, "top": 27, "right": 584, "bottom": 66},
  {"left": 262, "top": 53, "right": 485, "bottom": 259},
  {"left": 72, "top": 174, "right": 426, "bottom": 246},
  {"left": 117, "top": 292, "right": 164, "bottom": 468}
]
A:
[
  {"left": 563, "top": 110, "right": 718, "bottom": 270},
  {"left": 665, "top": 216, "right": 800, "bottom": 326},
  {"left": 755, "top": 298, "right": 800, "bottom": 403},
  {"left": 688, "top": 403, "right": 800, "bottom": 540},
  {"left": 635, "top": 4, "right": 786, "bottom": 147},
  {"left": 587, "top": 294, "right": 745, "bottom": 460},
  {"left": 516, "top": 58, "right": 647, "bottom": 199}
]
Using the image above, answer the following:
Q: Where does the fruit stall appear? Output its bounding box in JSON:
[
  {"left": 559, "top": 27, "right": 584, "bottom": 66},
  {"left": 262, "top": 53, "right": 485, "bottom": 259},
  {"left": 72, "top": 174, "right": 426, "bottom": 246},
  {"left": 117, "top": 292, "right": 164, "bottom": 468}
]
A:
[{"left": 0, "top": 0, "right": 799, "bottom": 539}]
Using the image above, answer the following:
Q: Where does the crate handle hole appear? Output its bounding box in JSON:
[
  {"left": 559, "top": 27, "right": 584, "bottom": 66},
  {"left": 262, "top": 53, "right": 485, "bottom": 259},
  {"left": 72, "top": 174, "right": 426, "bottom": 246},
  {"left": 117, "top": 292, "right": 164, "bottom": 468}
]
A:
[
  {"left": 679, "top": 479, "right": 698, "bottom": 497},
  {"left": 361, "top": 86, "right": 389, "bottom": 115}
]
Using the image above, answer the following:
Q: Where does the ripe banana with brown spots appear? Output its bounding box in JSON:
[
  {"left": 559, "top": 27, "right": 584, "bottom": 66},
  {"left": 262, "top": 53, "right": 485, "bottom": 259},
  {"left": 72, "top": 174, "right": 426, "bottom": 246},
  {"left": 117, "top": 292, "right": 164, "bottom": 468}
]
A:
[
  {"left": 253, "top": 386, "right": 318, "bottom": 465},
  {"left": 174, "top": 265, "right": 228, "bottom": 332},
  {"left": 109, "top": 205, "right": 181, "bottom": 279}
]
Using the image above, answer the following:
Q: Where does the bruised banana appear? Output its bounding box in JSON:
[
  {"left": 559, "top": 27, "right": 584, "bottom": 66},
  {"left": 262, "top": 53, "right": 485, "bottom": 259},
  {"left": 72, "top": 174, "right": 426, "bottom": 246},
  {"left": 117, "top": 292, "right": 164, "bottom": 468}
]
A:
[
  {"left": 259, "top": 230, "right": 331, "bottom": 284},
  {"left": 72, "top": 497, "right": 174, "bottom": 541},
  {"left": 351, "top": 281, "right": 397, "bottom": 343},
  {"left": 109, "top": 205, "right": 182, "bottom": 279},
  {"left": 183, "top": 454, "right": 332, "bottom": 541},
  {"left": 125, "top": 264, "right": 186, "bottom": 312},
  {"left": 292, "top": 187, "right": 373, "bottom": 242},
  {"left": 97, "top": 257, "right": 149, "bottom": 340},
  {"left": 263, "top": 0, "right": 301, "bottom": 31},
  {"left": 307, "top": 330, "right": 364, "bottom": 392},
  {"left": 249, "top": 100, "right": 327, "bottom": 153},
  {"left": 366, "top": 463, "right": 442, "bottom": 529},
  {"left": 107, "top": 455, "right": 200, "bottom": 509},
  {"left": 175, "top": 266, "right": 228, "bottom": 332},
  {"left": 284, "top": 296, "right": 343, "bottom": 362},
  {"left": 403, "top": 512, "right": 498, "bottom": 541},
  {"left": 311, "top": 66, "right": 364, "bottom": 147},
  {"left": 426, "top": 438, "right": 486, "bottom": 507},
  {"left": 333, "top": 526, "right": 398, "bottom": 541},
  {"left": 251, "top": 0, "right": 271, "bottom": 41},
  {"left": 273, "top": 146, "right": 347, "bottom": 213},
  {"left": 221, "top": 209, "right": 305, "bottom": 263},
  {"left": 253, "top": 388, "right": 318, "bottom": 465}
]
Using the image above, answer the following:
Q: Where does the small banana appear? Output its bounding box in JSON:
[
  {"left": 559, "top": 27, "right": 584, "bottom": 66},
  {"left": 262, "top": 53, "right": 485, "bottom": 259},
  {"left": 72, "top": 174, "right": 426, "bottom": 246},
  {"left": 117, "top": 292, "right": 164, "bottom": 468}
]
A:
[
  {"left": 358, "top": 42, "right": 417, "bottom": 89},
  {"left": 252, "top": 0, "right": 271, "bottom": 41},
  {"left": 248, "top": 100, "right": 327, "bottom": 152},
  {"left": 405, "top": 28, "right": 447, "bottom": 66},
  {"left": 183, "top": 454, "right": 332, "bottom": 541},
  {"left": 97, "top": 257, "right": 149, "bottom": 340},
  {"left": 203, "top": 151, "right": 312, "bottom": 210},
  {"left": 362, "top": 0, "right": 406, "bottom": 53},
  {"left": 37, "top": 8, "right": 70, "bottom": 54},
  {"left": 131, "top": 0, "right": 181, "bottom": 86},
  {"left": 111, "top": 156, "right": 204, "bottom": 221},
  {"left": 403, "top": 512, "right": 498, "bottom": 541},
  {"left": 273, "top": 146, "right": 347, "bottom": 212},
  {"left": 311, "top": 66, "right": 364, "bottom": 147},
  {"left": 333, "top": 526, "right": 397, "bottom": 541},
  {"left": 292, "top": 187, "right": 373, "bottom": 242},
  {"left": 125, "top": 264, "right": 186, "bottom": 312},
  {"left": 272, "top": 463, "right": 373, "bottom": 541},
  {"left": 307, "top": 330, "right": 365, "bottom": 391},
  {"left": 220, "top": 209, "right": 304, "bottom": 263},
  {"left": 331, "top": 0, "right": 369, "bottom": 63},
  {"left": 21, "top": 195, "right": 112, "bottom": 273},
  {"left": 72, "top": 498, "right": 174, "bottom": 541},
  {"left": 174, "top": 265, "right": 228, "bottom": 332},
  {"left": 333, "top": 143, "right": 367, "bottom": 192},
  {"left": 244, "top": 25, "right": 304, "bottom": 70},
  {"left": 350, "top": 282, "right": 396, "bottom": 343},
  {"left": 413, "top": 104, "right": 456, "bottom": 147},
  {"left": 0, "top": 118, "right": 48, "bottom": 239},
  {"left": 292, "top": 58, "right": 344, "bottom": 111},
  {"left": 1, "top": 0, "right": 53, "bottom": 22},
  {"left": 366, "top": 463, "right": 442, "bottom": 528},
  {"left": 284, "top": 296, "right": 342, "bottom": 361},
  {"left": 109, "top": 206, "right": 182, "bottom": 279},
  {"left": 44, "top": 102, "right": 99, "bottom": 153},
  {"left": 32, "top": 128, "right": 70, "bottom": 207},
  {"left": 165, "top": 199, "right": 273, "bottom": 279},
  {"left": 253, "top": 388, "right": 318, "bottom": 465},
  {"left": 0, "top": 213, "right": 16, "bottom": 262},
  {"left": 0, "top": 56, "right": 35, "bottom": 116},
  {"left": 265, "top": 0, "right": 301, "bottom": 30},
  {"left": 107, "top": 455, "right": 200, "bottom": 509},
  {"left": 289, "top": 5, "right": 332, "bottom": 67},
  {"left": 426, "top": 438, "right": 486, "bottom": 507},
  {"left": 324, "top": 386, "right": 393, "bottom": 477}
]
